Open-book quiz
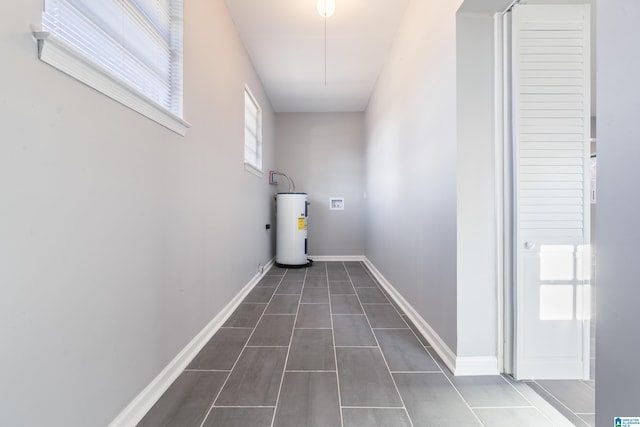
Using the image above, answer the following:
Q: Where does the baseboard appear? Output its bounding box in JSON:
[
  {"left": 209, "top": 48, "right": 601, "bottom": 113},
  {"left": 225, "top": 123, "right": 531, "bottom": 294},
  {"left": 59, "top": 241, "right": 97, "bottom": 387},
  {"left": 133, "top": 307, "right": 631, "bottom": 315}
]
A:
[
  {"left": 362, "top": 258, "right": 458, "bottom": 374},
  {"left": 455, "top": 356, "right": 499, "bottom": 376},
  {"left": 108, "top": 258, "right": 275, "bottom": 427},
  {"left": 308, "top": 255, "right": 366, "bottom": 262},
  {"left": 363, "top": 258, "right": 499, "bottom": 376}
]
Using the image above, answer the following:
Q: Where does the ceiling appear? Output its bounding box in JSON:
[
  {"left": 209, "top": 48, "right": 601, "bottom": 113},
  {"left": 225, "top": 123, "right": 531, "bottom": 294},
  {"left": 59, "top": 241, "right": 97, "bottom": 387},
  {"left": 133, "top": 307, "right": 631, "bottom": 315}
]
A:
[
  {"left": 225, "top": 0, "right": 595, "bottom": 115},
  {"left": 224, "top": 0, "right": 410, "bottom": 112}
]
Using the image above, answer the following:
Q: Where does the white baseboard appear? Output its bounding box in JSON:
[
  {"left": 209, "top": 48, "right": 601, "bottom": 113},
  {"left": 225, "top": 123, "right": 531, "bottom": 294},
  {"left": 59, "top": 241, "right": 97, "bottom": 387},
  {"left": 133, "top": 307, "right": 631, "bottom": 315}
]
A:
[
  {"left": 363, "top": 258, "right": 498, "bottom": 376},
  {"left": 308, "top": 255, "right": 365, "bottom": 262},
  {"left": 455, "top": 356, "right": 499, "bottom": 376},
  {"left": 108, "top": 259, "right": 274, "bottom": 427},
  {"left": 362, "top": 258, "right": 458, "bottom": 374}
]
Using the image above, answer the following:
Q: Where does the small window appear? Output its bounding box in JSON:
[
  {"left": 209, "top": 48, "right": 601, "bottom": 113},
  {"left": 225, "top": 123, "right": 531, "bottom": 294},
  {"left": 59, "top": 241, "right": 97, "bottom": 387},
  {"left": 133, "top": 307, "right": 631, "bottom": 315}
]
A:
[
  {"left": 35, "top": 0, "right": 189, "bottom": 135},
  {"left": 244, "top": 87, "right": 263, "bottom": 174}
]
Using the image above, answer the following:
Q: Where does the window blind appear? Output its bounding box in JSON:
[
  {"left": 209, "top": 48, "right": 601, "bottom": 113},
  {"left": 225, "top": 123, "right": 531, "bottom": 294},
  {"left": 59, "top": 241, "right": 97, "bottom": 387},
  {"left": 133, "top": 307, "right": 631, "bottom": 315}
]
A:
[
  {"left": 41, "top": 0, "right": 184, "bottom": 119},
  {"left": 244, "top": 88, "right": 262, "bottom": 171}
]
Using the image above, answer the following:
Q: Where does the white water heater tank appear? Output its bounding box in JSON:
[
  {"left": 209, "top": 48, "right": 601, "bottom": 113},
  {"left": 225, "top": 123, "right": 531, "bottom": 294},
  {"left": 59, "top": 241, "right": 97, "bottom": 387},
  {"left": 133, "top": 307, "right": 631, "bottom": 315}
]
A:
[{"left": 276, "top": 193, "right": 308, "bottom": 267}]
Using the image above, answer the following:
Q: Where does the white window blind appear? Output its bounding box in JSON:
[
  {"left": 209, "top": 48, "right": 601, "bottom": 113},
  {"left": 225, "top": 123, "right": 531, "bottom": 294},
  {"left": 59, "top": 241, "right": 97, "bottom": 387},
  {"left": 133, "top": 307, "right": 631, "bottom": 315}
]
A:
[
  {"left": 244, "top": 87, "right": 262, "bottom": 173},
  {"left": 36, "top": 0, "right": 188, "bottom": 135}
]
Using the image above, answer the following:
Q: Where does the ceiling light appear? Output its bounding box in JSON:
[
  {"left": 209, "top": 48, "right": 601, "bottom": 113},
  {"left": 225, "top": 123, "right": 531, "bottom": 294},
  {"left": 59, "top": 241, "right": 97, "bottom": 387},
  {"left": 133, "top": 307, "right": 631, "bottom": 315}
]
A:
[{"left": 317, "top": 0, "right": 335, "bottom": 18}]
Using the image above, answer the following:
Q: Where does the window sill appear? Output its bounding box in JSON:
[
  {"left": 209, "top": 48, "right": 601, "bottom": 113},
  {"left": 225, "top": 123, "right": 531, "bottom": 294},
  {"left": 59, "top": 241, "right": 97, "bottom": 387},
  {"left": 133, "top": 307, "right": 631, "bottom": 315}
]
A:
[
  {"left": 244, "top": 163, "right": 264, "bottom": 178},
  {"left": 31, "top": 29, "right": 191, "bottom": 136}
]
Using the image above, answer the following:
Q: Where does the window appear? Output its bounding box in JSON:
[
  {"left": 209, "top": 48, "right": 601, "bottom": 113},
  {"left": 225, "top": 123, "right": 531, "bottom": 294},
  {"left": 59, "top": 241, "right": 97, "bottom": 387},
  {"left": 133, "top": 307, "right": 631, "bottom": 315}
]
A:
[
  {"left": 244, "top": 86, "right": 262, "bottom": 174},
  {"left": 34, "top": 0, "right": 189, "bottom": 135}
]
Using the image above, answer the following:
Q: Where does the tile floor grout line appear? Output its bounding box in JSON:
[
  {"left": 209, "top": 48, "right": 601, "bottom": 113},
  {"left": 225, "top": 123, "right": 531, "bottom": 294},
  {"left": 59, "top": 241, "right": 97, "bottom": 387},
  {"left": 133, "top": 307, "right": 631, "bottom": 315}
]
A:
[
  {"left": 576, "top": 379, "right": 597, "bottom": 392},
  {"left": 216, "top": 406, "right": 275, "bottom": 409},
  {"left": 361, "top": 265, "right": 411, "bottom": 323},
  {"left": 362, "top": 261, "right": 534, "bottom": 427},
  {"left": 446, "top": 379, "right": 488, "bottom": 426},
  {"left": 198, "top": 270, "right": 284, "bottom": 427},
  {"left": 269, "top": 267, "right": 306, "bottom": 427},
  {"left": 219, "top": 326, "right": 255, "bottom": 329},
  {"left": 344, "top": 262, "right": 416, "bottom": 427},
  {"left": 395, "top": 323, "right": 432, "bottom": 349},
  {"left": 335, "top": 345, "right": 379, "bottom": 349},
  {"left": 245, "top": 345, "right": 290, "bottom": 348},
  {"left": 432, "top": 355, "right": 556, "bottom": 427},
  {"left": 329, "top": 261, "right": 345, "bottom": 427},
  {"left": 145, "top": 261, "right": 589, "bottom": 426},
  {"left": 363, "top": 260, "right": 542, "bottom": 427},
  {"left": 360, "top": 302, "right": 398, "bottom": 305},
  {"left": 260, "top": 313, "right": 298, "bottom": 316},
  {"left": 422, "top": 350, "right": 487, "bottom": 427},
  {"left": 495, "top": 375, "right": 564, "bottom": 426},
  {"left": 341, "top": 406, "right": 412, "bottom": 409},
  {"left": 469, "top": 405, "right": 536, "bottom": 410},
  {"left": 580, "top": 380, "right": 596, "bottom": 391},
  {"left": 361, "top": 264, "right": 408, "bottom": 319},
  {"left": 370, "top": 277, "right": 441, "bottom": 370},
  {"left": 531, "top": 380, "right": 591, "bottom": 422}
]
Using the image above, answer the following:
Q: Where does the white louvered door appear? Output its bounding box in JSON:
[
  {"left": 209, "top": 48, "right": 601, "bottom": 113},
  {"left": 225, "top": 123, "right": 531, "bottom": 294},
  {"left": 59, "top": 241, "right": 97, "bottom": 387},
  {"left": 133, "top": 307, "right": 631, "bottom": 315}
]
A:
[{"left": 512, "top": 4, "right": 591, "bottom": 380}]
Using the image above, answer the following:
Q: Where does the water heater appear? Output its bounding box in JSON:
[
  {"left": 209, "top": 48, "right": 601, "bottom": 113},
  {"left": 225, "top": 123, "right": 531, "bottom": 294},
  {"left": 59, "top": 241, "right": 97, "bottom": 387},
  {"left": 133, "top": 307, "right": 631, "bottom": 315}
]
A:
[{"left": 276, "top": 193, "right": 308, "bottom": 267}]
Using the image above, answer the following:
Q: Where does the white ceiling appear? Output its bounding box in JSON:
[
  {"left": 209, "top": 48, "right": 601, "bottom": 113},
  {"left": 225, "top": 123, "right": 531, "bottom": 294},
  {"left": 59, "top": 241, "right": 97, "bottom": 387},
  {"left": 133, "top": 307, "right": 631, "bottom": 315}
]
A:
[{"left": 224, "top": 0, "right": 410, "bottom": 112}]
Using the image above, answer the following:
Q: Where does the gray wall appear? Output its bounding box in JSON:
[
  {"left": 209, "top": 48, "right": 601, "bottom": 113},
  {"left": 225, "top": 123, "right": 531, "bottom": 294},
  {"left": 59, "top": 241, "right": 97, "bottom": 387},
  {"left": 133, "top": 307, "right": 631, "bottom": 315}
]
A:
[
  {"left": 365, "top": 0, "right": 463, "bottom": 354},
  {"left": 0, "top": 1, "right": 275, "bottom": 425},
  {"left": 275, "top": 113, "right": 365, "bottom": 256},
  {"left": 596, "top": 0, "right": 640, "bottom": 423}
]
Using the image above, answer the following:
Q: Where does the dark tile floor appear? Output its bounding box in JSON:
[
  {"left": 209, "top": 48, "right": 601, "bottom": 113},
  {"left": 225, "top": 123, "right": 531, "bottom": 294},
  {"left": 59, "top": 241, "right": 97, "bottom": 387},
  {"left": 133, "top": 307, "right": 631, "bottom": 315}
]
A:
[
  {"left": 526, "top": 380, "right": 595, "bottom": 426},
  {"left": 138, "top": 261, "right": 574, "bottom": 427}
]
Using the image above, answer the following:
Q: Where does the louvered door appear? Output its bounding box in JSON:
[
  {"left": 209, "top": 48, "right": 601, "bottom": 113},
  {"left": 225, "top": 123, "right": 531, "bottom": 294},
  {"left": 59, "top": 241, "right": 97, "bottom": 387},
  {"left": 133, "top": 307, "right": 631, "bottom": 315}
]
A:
[{"left": 512, "top": 4, "right": 591, "bottom": 380}]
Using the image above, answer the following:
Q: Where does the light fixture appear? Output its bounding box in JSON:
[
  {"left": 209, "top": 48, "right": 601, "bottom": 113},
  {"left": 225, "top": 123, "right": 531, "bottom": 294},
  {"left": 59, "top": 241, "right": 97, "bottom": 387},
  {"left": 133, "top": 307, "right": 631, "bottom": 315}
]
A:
[{"left": 317, "top": 0, "right": 335, "bottom": 18}]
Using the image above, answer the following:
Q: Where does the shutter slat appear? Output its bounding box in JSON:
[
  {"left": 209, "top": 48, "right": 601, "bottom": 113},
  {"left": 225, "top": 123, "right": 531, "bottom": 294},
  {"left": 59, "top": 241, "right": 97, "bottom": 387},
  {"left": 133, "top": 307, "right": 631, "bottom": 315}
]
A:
[
  {"left": 520, "top": 30, "right": 583, "bottom": 39},
  {"left": 521, "top": 197, "right": 583, "bottom": 206},
  {"left": 520, "top": 181, "right": 583, "bottom": 190},
  {"left": 520, "top": 158, "right": 583, "bottom": 166},
  {"left": 521, "top": 165, "right": 583, "bottom": 174},
  {"left": 521, "top": 69, "right": 583, "bottom": 78},
  {"left": 521, "top": 205, "right": 583, "bottom": 213},
  {"left": 521, "top": 189, "right": 584, "bottom": 198},
  {"left": 521, "top": 110, "right": 583, "bottom": 119},
  {"left": 521, "top": 173, "right": 584, "bottom": 182}
]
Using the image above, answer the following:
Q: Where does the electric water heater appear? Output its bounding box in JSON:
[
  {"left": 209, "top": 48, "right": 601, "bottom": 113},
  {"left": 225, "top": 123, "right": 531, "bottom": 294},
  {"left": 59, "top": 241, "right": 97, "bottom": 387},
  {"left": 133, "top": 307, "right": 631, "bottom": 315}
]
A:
[{"left": 276, "top": 193, "right": 308, "bottom": 267}]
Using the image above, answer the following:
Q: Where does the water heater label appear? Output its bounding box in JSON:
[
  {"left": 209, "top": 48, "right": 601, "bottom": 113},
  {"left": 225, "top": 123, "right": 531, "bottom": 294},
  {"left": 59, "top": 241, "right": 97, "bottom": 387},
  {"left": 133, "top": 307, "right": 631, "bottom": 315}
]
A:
[{"left": 298, "top": 217, "right": 305, "bottom": 230}]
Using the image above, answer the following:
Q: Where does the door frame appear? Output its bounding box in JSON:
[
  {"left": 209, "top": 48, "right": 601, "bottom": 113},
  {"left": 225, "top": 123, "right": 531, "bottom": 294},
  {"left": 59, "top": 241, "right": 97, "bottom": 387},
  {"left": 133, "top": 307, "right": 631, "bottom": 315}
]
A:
[{"left": 494, "top": 8, "right": 515, "bottom": 376}]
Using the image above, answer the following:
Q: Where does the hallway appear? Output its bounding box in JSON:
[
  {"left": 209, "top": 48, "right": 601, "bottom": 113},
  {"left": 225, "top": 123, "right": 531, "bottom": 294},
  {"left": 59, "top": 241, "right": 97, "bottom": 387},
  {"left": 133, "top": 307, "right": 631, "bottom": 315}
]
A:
[{"left": 138, "top": 262, "right": 572, "bottom": 427}]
